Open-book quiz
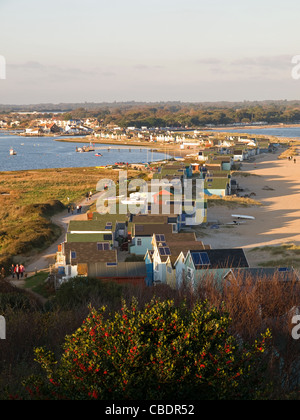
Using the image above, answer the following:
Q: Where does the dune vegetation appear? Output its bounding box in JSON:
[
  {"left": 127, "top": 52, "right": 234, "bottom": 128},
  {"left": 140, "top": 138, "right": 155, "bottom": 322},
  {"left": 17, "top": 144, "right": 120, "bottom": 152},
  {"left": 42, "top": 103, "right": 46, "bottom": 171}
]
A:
[
  {"left": 0, "top": 167, "right": 140, "bottom": 270},
  {"left": 0, "top": 275, "right": 299, "bottom": 399}
]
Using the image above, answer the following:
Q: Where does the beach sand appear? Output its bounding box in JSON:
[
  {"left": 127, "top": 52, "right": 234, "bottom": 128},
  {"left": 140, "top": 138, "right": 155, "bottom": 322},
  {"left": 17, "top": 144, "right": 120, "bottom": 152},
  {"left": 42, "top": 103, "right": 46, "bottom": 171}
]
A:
[{"left": 198, "top": 148, "right": 300, "bottom": 267}]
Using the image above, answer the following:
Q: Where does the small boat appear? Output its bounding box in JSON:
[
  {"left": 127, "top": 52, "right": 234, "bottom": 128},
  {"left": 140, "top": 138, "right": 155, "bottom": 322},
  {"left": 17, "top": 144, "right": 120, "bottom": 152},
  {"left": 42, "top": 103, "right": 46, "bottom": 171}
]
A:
[
  {"left": 9, "top": 148, "right": 17, "bottom": 155},
  {"left": 76, "top": 143, "right": 95, "bottom": 153},
  {"left": 95, "top": 153, "right": 102, "bottom": 157},
  {"left": 231, "top": 214, "right": 255, "bottom": 220},
  {"left": 82, "top": 145, "right": 95, "bottom": 152}
]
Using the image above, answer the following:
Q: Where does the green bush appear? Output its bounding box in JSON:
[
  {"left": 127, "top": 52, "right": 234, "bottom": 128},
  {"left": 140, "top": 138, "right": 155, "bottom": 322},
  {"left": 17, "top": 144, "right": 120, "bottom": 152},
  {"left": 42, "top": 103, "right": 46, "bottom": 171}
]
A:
[
  {"left": 50, "top": 277, "right": 123, "bottom": 310},
  {"left": 0, "top": 293, "right": 34, "bottom": 312},
  {"left": 24, "top": 298, "right": 272, "bottom": 400}
]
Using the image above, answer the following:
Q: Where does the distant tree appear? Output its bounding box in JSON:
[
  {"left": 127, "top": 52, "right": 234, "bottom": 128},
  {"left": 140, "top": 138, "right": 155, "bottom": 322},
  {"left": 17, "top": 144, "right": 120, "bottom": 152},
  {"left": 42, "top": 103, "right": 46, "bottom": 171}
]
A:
[{"left": 62, "top": 113, "right": 73, "bottom": 121}]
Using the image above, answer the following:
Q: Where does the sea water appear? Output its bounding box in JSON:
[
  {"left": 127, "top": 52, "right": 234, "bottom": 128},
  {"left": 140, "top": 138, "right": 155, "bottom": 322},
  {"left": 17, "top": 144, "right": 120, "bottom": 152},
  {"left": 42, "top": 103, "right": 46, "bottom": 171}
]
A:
[{"left": 0, "top": 133, "right": 169, "bottom": 172}]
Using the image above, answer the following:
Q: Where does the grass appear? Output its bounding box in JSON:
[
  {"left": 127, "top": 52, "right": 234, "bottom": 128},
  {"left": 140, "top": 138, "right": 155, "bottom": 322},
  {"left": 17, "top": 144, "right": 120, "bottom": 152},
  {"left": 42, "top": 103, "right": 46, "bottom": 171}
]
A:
[
  {"left": 24, "top": 271, "right": 49, "bottom": 289},
  {"left": 251, "top": 243, "right": 300, "bottom": 255},
  {"left": 231, "top": 171, "right": 261, "bottom": 178},
  {"left": 207, "top": 194, "right": 262, "bottom": 208},
  {"left": 24, "top": 271, "right": 51, "bottom": 297},
  {"left": 0, "top": 166, "right": 142, "bottom": 269},
  {"left": 277, "top": 147, "right": 299, "bottom": 160},
  {"left": 250, "top": 243, "right": 300, "bottom": 268}
]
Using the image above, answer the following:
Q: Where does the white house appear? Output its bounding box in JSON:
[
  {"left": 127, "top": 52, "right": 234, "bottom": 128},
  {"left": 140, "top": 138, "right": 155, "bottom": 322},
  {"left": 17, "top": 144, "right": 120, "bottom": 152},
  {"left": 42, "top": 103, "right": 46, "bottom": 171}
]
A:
[
  {"left": 174, "top": 251, "right": 186, "bottom": 289},
  {"left": 150, "top": 232, "right": 206, "bottom": 285},
  {"left": 233, "top": 150, "right": 246, "bottom": 162},
  {"left": 25, "top": 128, "right": 42, "bottom": 135}
]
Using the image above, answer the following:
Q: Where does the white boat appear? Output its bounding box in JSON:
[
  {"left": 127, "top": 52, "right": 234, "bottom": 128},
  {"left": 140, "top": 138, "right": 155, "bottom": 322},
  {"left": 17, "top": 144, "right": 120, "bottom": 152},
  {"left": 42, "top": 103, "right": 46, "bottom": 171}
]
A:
[
  {"left": 9, "top": 148, "right": 17, "bottom": 155},
  {"left": 231, "top": 214, "right": 255, "bottom": 220}
]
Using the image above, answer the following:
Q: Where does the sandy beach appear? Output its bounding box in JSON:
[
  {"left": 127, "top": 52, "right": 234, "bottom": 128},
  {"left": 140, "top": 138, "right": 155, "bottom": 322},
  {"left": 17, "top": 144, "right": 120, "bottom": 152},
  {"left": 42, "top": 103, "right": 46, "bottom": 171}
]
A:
[{"left": 199, "top": 148, "right": 300, "bottom": 267}]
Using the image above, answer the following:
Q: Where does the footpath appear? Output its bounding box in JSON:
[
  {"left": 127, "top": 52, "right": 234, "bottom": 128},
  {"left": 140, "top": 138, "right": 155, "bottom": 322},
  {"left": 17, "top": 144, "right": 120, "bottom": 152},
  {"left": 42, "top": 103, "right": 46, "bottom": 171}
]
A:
[{"left": 10, "top": 190, "right": 105, "bottom": 286}]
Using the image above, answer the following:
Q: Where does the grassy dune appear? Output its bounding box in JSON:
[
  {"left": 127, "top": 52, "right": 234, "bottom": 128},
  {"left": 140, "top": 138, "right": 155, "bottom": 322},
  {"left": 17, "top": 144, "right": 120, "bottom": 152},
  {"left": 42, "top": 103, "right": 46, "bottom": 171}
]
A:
[
  {"left": 0, "top": 167, "right": 140, "bottom": 269},
  {"left": 206, "top": 194, "right": 262, "bottom": 208},
  {"left": 251, "top": 243, "right": 300, "bottom": 268},
  {"left": 277, "top": 146, "right": 299, "bottom": 159}
]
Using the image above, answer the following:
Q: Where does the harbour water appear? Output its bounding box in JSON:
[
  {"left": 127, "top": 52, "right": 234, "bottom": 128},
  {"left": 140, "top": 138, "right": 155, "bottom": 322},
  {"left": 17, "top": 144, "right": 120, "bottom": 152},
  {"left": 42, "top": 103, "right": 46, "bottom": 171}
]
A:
[
  {"left": 0, "top": 133, "right": 170, "bottom": 172},
  {"left": 211, "top": 126, "right": 300, "bottom": 138}
]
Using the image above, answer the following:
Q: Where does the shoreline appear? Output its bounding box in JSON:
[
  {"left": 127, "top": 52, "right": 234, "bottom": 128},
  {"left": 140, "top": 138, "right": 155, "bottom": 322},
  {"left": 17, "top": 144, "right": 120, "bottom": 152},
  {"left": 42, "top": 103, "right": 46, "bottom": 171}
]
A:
[
  {"left": 55, "top": 137, "right": 197, "bottom": 158},
  {"left": 3, "top": 122, "right": 300, "bottom": 134},
  {"left": 211, "top": 123, "right": 300, "bottom": 130},
  {"left": 204, "top": 147, "right": 300, "bottom": 268}
]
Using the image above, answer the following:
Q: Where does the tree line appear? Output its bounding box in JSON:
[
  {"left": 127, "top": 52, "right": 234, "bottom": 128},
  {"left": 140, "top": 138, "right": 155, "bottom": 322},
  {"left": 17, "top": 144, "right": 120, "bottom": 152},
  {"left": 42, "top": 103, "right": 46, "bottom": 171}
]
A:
[
  {"left": 60, "top": 102, "right": 300, "bottom": 128},
  {"left": 3, "top": 101, "right": 300, "bottom": 129}
]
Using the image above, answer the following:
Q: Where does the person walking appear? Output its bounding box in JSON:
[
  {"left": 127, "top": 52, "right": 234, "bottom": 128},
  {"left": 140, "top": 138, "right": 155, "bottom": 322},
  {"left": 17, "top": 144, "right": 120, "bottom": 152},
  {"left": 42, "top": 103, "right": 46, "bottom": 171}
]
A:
[
  {"left": 20, "top": 264, "right": 25, "bottom": 278},
  {"left": 10, "top": 264, "right": 15, "bottom": 278},
  {"left": 14, "top": 264, "right": 20, "bottom": 280},
  {"left": 0, "top": 267, "right": 5, "bottom": 280}
]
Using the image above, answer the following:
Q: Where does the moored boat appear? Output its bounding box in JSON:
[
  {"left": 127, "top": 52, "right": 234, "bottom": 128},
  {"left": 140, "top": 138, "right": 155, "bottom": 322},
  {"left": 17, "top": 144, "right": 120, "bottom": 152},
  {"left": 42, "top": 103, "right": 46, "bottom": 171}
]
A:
[{"left": 76, "top": 143, "right": 95, "bottom": 153}]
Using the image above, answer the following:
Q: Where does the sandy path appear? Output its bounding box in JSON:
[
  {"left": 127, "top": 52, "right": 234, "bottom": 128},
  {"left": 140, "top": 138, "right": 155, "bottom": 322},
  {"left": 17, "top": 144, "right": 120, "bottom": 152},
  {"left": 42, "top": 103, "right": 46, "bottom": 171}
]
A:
[
  {"left": 10, "top": 191, "right": 105, "bottom": 285},
  {"left": 200, "top": 148, "right": 300, "bottom": 265}
]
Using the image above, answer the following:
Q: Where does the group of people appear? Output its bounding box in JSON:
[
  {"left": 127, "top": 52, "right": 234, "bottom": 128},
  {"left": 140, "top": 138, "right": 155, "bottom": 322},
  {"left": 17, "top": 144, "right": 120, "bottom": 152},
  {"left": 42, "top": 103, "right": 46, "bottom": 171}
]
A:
[
  {"left": 0, "top": 264, "right": 26, "bottom": 281},
  {"left": 86, "top": 191, "right": 93, "bottom": 201},
  {"left": 66, "top": 191, "right": 93, "bottom": 215},
  {"left": 10, "top": 263, "right": 25, "bottom": 280},
  {"left": 67, "top": 205, "right": 82, "bottom": 214}
]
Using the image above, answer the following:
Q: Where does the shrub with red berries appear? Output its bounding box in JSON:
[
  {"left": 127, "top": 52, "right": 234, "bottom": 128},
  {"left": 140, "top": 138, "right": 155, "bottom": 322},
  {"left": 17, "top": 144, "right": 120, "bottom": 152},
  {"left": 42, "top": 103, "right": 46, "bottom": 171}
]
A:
[{"left": 24, "top": 298, "right": 272, "bottom": 400}]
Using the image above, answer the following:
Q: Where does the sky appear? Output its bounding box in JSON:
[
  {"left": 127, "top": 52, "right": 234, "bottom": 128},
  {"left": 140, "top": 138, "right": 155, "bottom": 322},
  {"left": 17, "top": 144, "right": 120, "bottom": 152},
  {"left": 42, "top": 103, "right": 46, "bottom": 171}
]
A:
[{"left": 0, "top": 0, "right": 300, "bottom": 104}]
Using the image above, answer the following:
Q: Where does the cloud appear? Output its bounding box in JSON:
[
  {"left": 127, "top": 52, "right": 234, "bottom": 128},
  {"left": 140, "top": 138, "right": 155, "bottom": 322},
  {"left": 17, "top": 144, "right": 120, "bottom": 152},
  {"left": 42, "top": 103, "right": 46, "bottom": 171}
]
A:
[
  {"left": 133, "top": 64, "right": 165, "bottom": 71},
  {"left": 191, "top": 55, "right": 293, "bottom": 82},
  {"left": 101, "top": 71, "right": 116, "bottom": 77},
  {"left": 195, "top": 58, "right": 222, "bottom": 66},
  {"left": 230, "top": 55, "right": 292, "bottom": 71},
  {"left": 8, "top": 61, "right": 96, "bottom": 78}
]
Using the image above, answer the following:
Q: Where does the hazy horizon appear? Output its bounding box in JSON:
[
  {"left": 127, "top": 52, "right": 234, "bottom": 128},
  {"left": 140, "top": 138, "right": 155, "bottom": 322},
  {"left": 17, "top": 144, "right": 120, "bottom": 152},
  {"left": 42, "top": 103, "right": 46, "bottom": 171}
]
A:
[{"left": 1, "top": 0, "right": 300, "bottom": 104}]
